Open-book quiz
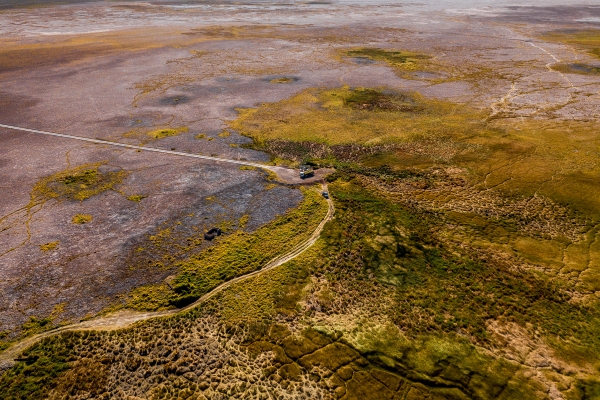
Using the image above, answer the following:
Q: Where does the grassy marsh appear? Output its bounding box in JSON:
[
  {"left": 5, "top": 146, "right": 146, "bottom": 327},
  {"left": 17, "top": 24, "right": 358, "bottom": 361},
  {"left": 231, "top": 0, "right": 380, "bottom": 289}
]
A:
[
  {"left": 32, "top": 162, "right": 126, "bottom": 203},
  {"left": 230, "top": 86, "right": 490, "bottom": 147},
  {"left": 344, "top": 48, "right": 436, "bottom": 78},
  {"left": 541, "top": 29, "right": 600, "bottom": 59}
]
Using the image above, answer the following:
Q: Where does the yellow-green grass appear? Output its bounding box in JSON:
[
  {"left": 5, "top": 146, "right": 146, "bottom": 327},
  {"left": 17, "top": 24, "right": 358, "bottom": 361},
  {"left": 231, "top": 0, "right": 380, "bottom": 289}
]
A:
[
  {"left": 269, "top": 77, "right": 295, "bottom": 84},
  {"left": 232, "top": 86, "right": 600, "bottom": 219},
  {"left": 188, "top": 178, "right": 600, "bottom": 395},
  {"left": 39, "top": 241, "right": 58, "bottom": 252},
  {"left": 32, "top": 162, "right": 126, "bottom": 203},
  {"left": 541, "top": 29, "right": 600, "bottom": 59},
  {"left": 146, "top": 126, "right": 188, "bottom": 139},
  {"left": 126, "top": 187, "right": 328, "bottom": 311},
  {"left": 343, "top": 48, "right": 435, "bottom": 78},
  {"left": 230, "top": 86, "right": 492, "bottom": 146},
  {"left": 126, "top": 194, "right": 146, "bottom": 202},
  {"left": 71, "top": 214, "right": 92, "bottom": 224}
]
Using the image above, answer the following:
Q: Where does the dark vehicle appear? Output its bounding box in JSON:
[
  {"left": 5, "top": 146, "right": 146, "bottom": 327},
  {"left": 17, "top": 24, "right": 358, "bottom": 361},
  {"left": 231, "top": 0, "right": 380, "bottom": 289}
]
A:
[
  {"left": 299, "top": 164, "right": 314, "bottom": 179},
  {"left": 322, "top": 191, "right": 329, "bottom": 199},
  {"left": 204, "top": 227, "right": 222, "bottom": 240}
]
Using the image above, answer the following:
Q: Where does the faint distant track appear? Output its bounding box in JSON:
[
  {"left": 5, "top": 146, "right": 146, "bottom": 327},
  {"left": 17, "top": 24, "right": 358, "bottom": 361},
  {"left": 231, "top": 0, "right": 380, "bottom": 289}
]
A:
[
  {"left": 0, "top": 183, "right": 334, "bottom": 370},
  {"left": 0, "top": 123, "right": 278, "bottom": 171}
]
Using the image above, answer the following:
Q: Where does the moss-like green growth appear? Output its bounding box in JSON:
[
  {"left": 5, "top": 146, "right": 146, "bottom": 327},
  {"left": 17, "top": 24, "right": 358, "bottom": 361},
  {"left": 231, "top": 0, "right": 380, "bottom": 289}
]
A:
[
  {"left": 0, "top": 336, "right": 71, "bottom": 399},
  {"left": 541, "top": 29, "right": 600, "bottom": 59},
  {"left": 347, "top": 47, "right": 429, "bottom": 65},
  {"left": 39, "top": 241, "right": 58, "bottom": 252},
  {"left": 238, "top": 214, "right": 250, "bottom": 229},
  {"left": 343, "top": 88, "right": 423, "bottom": 112},
  {"left": 270, "top": 77, "right": 295, "bottom": 84},
  {"left": 127, "top": 194, "right": 146, "bottom": 202},
  {"left": 71, "top": 214, "right": 92, "bottom": 224},
  {"left": 32, "top": 162, "right": 126, "bottom": 203},
  {"left": 147, "top": 126, "right": 188, "bottom": 139},
  {"left": 344, "top": 48, "right": 435, "bottom": 78},
  {"left": 239, "top": 165, "right": 257, "bottom": 171},
  {"left": 21, "top": 316, "right": 53, "bottom": 337}
]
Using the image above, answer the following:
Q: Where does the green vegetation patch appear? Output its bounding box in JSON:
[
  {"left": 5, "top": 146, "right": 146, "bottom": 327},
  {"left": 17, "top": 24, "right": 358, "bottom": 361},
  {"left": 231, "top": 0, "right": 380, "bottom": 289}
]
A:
[
  {"left": 126, "top": 194, "right": 146, "bottom": 202},
  {"left": 126, "top": 188, "right": 328, "bottom": 310},
  {"left": 343, "top": 88, "right": 423, "bottom": 112},
  {"left": 269, "top": 77, "right": 295, "bottom": 84},
  {"left": 317, "top": 179, "right": 600, "bottom": 365},
  {"left": 541, "top": 29, "right": 600, "bottom": 59},
  {"left": 32, "top": 162, "right": 126, "bottom": 203},
  {"left": 147, "top": 126, "right": 188, "bottom": 139},
  {"left": 0, "top": 336, "right": 71, "bottom": 399},
  {"left": 230, "top": 86, "right": 490, "bottom": 146},
  {"left": 345, "top": 48, "right": 432, "bottom": 75},
  {"left": 39, "top": 241, "right": 58, "bottom": 252},
  {"left": 71, "top": 214, "right": 92, "bottom": 224}
]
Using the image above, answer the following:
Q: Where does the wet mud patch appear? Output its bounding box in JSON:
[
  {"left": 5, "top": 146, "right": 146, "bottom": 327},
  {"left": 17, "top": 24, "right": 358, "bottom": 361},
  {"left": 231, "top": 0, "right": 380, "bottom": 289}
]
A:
[
  {"left": 490, "top": 6, "right": 600, "bottom": 25},
  {"left": 214, "top": 76, "right": 242, "bottom": 83},
  {"left": 343, "top": 88, "right": 423, "bottom": 112},
  {"left": 127, "top": 116, "right": 154, "bottom": 128},
  {"left": 159, "top": 95, "right": 191, "bottom": 106},
  {"left": 349, "top": 57, "right": 377, "bottom": 65},
  {"left": 0, "top": 91, "right": 39, "bottom": 124},
  {"left": 344, "top": 48, "right": 432, "bottom": 75},
  {"left": 120, "top": 178, "right": 303, "bottom": 274},
  {"left": 264, "top": 75, "right": 300, "bottom": 84},
  {"left": 553, "top": 62, "right": 600, "bottom": 75}
]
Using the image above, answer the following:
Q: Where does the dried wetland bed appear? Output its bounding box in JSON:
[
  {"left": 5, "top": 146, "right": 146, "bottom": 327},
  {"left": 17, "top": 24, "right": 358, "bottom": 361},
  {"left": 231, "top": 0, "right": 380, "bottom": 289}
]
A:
[{"left": 1, "top": 0, "right": 600, "bottom": 399}]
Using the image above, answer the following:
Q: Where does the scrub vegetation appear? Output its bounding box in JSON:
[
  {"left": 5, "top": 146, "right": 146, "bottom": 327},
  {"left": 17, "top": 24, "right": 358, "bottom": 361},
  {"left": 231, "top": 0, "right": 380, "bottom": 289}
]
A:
[
  {"left": 4, "top": 60, "right": 600, "bottom": 398},
  {"left": 126, "top": 188, "right": 328, "bottom": 311},
  {"left": 541, "top": 29, "right": 600, "bottom": 59},
  {"left": 32, "top": 163, "right": 126, "bottom": 203},
  {"left": 229, "top": 86, "right": 489, "bottom": 147},
  {"left": 5, "top": 85, "right": 600, "bottom": 399},
  {"left": 344, "top": 48, "right": 435, "bottom": 78},
  {"left": 71, "top": 214, "right": 92, "bottom": 224},
  {"left": 147, "top": 126, "right": 189, "bottom": 139}
]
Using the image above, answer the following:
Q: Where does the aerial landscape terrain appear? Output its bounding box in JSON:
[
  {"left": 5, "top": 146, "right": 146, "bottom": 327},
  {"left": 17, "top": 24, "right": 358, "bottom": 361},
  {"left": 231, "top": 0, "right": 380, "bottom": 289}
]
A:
[{"left": 1, "top": 0, "right": 600, "bottom": 398}]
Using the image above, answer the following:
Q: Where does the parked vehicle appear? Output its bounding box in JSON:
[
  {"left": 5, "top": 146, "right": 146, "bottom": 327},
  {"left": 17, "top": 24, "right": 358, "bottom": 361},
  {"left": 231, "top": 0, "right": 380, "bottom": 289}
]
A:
[
  {"left": 299, "top": 165, "right": 314, "bottom": 179},
  {"left": 322, "top": 191, "right": 329, "bottom": 199}
]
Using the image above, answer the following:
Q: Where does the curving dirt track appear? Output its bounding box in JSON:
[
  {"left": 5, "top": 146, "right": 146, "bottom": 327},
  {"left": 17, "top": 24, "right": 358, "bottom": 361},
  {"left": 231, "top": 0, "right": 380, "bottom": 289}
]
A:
[{"left": 0, "top": 182, "right": 334, "bottom": 370}]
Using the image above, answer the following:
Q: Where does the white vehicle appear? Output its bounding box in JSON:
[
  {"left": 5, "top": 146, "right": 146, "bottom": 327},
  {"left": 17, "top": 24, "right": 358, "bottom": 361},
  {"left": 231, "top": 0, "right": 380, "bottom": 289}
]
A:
[{"left": 299, "top": 165, "right": 314, "bottom": 179}]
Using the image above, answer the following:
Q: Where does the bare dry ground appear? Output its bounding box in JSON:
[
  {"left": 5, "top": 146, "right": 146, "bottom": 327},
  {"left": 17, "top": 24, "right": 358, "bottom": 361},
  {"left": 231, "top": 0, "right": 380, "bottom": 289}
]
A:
[{"left": 1, "top": 1, "right": 600, "bottom": 399}]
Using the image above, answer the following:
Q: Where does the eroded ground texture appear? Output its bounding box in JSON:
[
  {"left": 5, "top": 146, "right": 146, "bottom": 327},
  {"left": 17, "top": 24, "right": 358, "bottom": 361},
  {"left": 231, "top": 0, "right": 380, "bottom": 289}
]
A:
[{"left": 1, "top": 0, "right": 600, "bottom": 399}]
